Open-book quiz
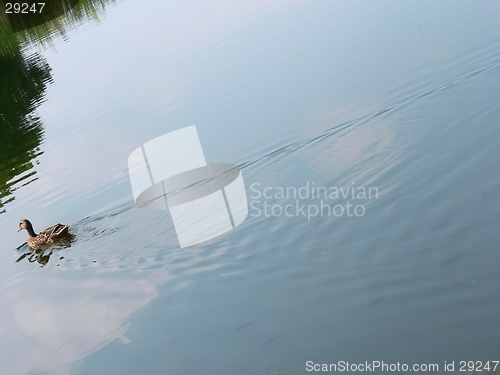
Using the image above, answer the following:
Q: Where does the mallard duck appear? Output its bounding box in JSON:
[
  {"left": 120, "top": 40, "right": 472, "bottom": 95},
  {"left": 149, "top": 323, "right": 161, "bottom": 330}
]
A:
[{"left": 17, "top": 219, "right": 70, "bottom": 249}]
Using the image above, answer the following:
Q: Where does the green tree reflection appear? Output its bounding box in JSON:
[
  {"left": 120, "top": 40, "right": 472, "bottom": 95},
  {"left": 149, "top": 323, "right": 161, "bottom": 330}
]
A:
[
  {"left": 0, "top": 0, "right": 116, "bottom": 214},
  {"left": 0, "top": 50, "right": 51, "bottom": 214}
]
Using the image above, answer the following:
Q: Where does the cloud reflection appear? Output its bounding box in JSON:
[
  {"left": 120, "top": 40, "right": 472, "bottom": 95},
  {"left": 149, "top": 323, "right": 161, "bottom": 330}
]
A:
[
  {"left": 0, "top": 269, "right": 164, "bottom": 375},
  {"left": 302, "top": 119, "right": 400, "bottom": 187},
  {"left": 1, "top": 202, "right": 231, "bottom": 375}
]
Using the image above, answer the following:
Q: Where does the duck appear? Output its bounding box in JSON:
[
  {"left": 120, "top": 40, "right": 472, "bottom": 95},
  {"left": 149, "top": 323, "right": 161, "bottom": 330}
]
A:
[{"left": 17, "top": 219, "right": 70, "bottom": 249}]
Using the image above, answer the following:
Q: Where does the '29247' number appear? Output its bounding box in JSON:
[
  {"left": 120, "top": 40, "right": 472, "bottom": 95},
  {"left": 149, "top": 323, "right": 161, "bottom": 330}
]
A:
[
  {"left": 5, "top": 3, "right": 45, "bottom": 14},
  {"left": 459, "top": 361, "right": 499, "bottom": 372}
]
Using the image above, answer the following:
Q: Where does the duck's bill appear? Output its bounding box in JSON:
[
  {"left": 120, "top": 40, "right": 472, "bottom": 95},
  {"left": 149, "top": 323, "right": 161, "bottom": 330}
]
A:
[{"left": 17, "top": 228, "right": 22, "bottom": 232}]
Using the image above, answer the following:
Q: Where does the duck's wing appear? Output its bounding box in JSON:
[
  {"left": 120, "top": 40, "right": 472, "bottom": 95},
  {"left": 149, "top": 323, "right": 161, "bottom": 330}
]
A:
[
  {"left": 40, "top": 224, "right": 58, "bottom": 235},
  {"left": 42, "top": 223, "right": 70, "bottom": 238}
]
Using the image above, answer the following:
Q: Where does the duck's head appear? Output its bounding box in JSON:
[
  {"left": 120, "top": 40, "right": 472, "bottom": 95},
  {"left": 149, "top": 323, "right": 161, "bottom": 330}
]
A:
[{"left": 17, "top": 219, "right": 30, "bottom": 232}]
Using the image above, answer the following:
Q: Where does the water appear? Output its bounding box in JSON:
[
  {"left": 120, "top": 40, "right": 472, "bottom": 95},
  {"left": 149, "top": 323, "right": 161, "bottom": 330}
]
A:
[{"left": 1, "top": 1, "right": 500, "bottom": 374}]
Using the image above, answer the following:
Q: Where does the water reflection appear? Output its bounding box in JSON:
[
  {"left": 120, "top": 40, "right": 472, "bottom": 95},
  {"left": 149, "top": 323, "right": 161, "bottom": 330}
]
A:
[
  {"left": 15, "top": 233, "right": 76, "bottom": 266},
  {"left": 0, "top": 0, "right": 115, "bottom": 53},
  {"left": 0, "top": 201, "right": 229, "bottom": 374},
  {"left": 0, "top": 267, "right": 163, "bottom": 375},
  {"left": 4, "top": 0, "right": 80, "bottom": 33},
  {"left": 16, "top": 246, "right": 53, "bottom": 266},
  {"left": 0, "top": 0, "right": 117, "bottom": 214},
  {"left": 0, "top": 50, "right": 51, "bottom": 214}
]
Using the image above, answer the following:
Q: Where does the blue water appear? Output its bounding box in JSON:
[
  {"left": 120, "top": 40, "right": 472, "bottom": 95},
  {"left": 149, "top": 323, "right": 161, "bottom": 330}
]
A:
[{"left": 1, "top": 1, "right": 500, "bottom": 374}]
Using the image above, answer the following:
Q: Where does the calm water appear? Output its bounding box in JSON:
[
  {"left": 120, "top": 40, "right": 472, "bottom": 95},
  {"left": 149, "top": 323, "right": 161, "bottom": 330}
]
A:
[{"left": 1, "top": 1, "right": 500, "bottom": 374}]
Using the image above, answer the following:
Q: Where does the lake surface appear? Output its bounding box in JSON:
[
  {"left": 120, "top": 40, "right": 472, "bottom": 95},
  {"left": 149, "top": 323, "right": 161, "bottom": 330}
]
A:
[{"left": 1, "top": 1, "right": 500, "bottom": 374}]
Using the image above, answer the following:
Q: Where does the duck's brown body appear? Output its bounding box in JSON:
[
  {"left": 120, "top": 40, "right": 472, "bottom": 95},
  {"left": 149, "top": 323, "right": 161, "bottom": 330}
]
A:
[{"left": 18, "top": 219, "right": 70, "bottom": 249}]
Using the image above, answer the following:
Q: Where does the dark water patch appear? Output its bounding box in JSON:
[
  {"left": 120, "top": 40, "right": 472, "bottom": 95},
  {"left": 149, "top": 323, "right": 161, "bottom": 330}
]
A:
[
  {"left": 154, "top": 250, "right": 167, "bottom": 262},
  {"left": 386, "top": 195, "right": 411, "bottom": 212},
  {"left": 236, "top": 252, "right": 258, "bottom": 265},
  {"left": 170, "top": 256, "right": 191, "bottom": 264},
  {"left": 259, "top": 334, "right": 283, "bottom": 348},
  {"left": 439, "top": 252, "right": 464, "bottom": 267},
  {"left": 368, "top": 294, "right": 386, "bottom": 309},
  {"left": 430, "top": 220, "right": 452, "bottom": 231},
  {"left": 233, "top": 321, "right": 258, "bottom": 333}
]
